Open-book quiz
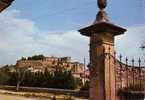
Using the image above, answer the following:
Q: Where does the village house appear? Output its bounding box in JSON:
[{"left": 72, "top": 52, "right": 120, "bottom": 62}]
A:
[{"left": 16, "top": 56, "right": 86, "bottom": 79}]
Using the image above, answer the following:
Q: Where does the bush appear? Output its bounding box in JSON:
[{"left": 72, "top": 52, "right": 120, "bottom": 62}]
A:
[
  {"left": 0, "top": 64, "right": 83, "bottom": 90},
  {"left": 27, "top": 54, "right": 45, "bottom": 60},
  {"left": 0, "top": 71, "right": 10, "bottom": 85},
  {"left": 6, "top": 67, "right": 81, "bottom": 90},
  {"left": 52, "top": 69, "right": 77, "bottom": 89},
  {"left": 80, "top": 81, "right": 90, "bottom": 91}
]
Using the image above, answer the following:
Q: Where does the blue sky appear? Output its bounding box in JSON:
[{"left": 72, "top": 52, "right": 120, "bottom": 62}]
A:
[
  {"left": 0, "top": 0, "right": 144, "bottom": 65},
  {"left": 9, "top": 0, "right": 144, "bottom": 30}
]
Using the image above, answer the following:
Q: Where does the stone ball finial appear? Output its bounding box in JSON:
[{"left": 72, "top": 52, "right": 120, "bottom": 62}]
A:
[
  {"left": 96, "top": 10, "right": 109, "bottom": 22},
  {"left": 97, "top": 0, "right": 107, "bottom": 10}
]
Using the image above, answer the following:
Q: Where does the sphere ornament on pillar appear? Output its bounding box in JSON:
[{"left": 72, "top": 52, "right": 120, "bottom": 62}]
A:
[
  {"left": 94, "top": 0, "right": 108, "bottom": 23},
  {"left": 97, "top": 0, "right": 107, "bottom": 10}
]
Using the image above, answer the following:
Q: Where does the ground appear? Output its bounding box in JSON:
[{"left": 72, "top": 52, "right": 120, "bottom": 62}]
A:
[
  {"left": 0, "top": 94, "right": 37, "bottom": 100},
  {"left": 0, "top": 89, "right": 87, "bottom": 100}
]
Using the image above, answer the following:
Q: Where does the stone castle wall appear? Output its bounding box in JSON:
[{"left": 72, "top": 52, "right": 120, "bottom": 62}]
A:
[{"left": 16, "top": 56, "right": 84, "bottom": 78}]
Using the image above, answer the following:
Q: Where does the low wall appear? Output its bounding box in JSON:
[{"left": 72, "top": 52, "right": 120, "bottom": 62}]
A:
[{"left": 0, "top": 85, "right": 89, "bottom": 98}]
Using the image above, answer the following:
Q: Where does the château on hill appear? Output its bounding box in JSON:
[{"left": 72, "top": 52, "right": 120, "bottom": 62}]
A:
[{"left": 16, "top": 55, "right": 89, "bottom": 79}]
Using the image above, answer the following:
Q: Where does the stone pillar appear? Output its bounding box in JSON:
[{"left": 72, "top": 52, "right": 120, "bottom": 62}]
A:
[
  {"left": 89, "top": 33, "right": 106, "bottom": 100},
  {"left": 89, "top": 30, "right": 118, "bottom": 100},
  {"left": 79, "top": 22, "right": 126, "bottom": 100},
  {"left": 79, "top": 1, "right": 126, "bottom": 99}
]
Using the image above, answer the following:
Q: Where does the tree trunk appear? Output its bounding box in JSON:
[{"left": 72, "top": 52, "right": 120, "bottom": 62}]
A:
[{"left": 16, "top": 81, "right": 20, "bottom": 91}]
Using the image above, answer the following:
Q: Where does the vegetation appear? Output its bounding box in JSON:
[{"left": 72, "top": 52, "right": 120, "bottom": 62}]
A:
[
  {"left": 20, "top": 54, "right": 45, "bottom": 61},
  {"left": 0, "top": 65, "right": 15, "bottom": 85},
  {"left": 21, "top": 57, "right": 26, "bottom": 60},
  {"left": 0, "top": 65, "right": 83, "bottom": 90},
  {"left": 27, "top": 54, "right": 45, "bottom": 60},
  {"left": 0, "top": 70, "right": 10, "bottom": 85},
  {"left": 80, "top": 81, "right": 89, "bottom": 91},
  {"left": 15, "top": 67, "right": 27, "bottom": 91}
]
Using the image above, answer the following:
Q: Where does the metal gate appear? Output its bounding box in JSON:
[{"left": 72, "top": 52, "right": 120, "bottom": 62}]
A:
[{"left": 113, "top": 53, "right": 145, "bottom": 100}]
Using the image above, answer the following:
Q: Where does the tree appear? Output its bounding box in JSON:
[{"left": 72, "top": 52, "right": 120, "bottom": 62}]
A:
[
  {"left": 0, "top": 65, "right": 16, "bottom": 85},
  {"left": 4, "top": 65, "right": 82, "bottom": 90},
  {"left": 80, "top": 81, "right": 90, "bottom": 91},
  {"left": 0, "top": 64, "right": 15, "bottom": 72},
  {"left": 15, "top": 67, "right": 27, "bottom": 91},
  {"left": 0, "top": 71, "right": 10, "bottom": 85},
  {"left": 53, "top": 69, "right": 78, "bottom": 89},
  {"left": 28, "top": 54, "right": 45, "bottom": 60},
  {"left": 21, "top": 57, "right": 26, "bottom": 60},
  {"left": 43, "top": 68, "right": 53, "bottom": 87}
]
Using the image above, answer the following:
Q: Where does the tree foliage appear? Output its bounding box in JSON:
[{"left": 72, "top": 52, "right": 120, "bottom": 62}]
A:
[
  {"left": 0, "top": 71, "right": 10, "bottom": 85},
  {"left": 21, "top": 57, "right": 26, "bottom": 60},
  {"left": 80, "top": 81, "right": 89, "bottom": 91},
  {"left": 1, "top": 66, "right": 82, "bottom": 90},
  {"left": 27, "top": 54, "right": 45, "bottom": 60},
  {"left": 0, "top": 65, "right": 15, "bottom": 85}
]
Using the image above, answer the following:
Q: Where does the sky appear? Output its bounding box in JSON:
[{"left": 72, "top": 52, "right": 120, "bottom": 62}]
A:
[{"left": 0, "top": 0, "right": 145, "bottom": 65}]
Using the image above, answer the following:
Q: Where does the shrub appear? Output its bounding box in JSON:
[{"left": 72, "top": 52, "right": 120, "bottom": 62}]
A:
[{"left": 80, "top": 81, "right": 90, "bottom": 91}]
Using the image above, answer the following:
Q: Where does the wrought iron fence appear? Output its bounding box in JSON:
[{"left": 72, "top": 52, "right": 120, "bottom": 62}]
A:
[{"left": 113, "top": 53, "right": 145, "bottom": 100}]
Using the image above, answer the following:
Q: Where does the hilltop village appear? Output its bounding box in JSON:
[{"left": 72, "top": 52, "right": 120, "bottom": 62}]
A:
[{"left": 16, "top": 55, "right": 89, "bottom": 79}]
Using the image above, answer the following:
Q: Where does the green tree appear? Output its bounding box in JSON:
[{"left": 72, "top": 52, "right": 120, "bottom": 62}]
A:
[
  {"left": 80, "top": 81, "right": 90, "bottom": 91},
  {"left": 43, "top": 68, "right": 53, "bottom": 88},
  {"left": 6, "top": 66, "right": 82, "bottom": 90},
  {"left": 53, "top": 69, "right": 78, "bottom": 89},
  {"left": 21, "top": 57, "right": 26, "bottom": 60},
  {"left": 15, "top": 67, "right": 27, "bottom": 91},
  {"left": 28, "top": 54, "right": 45, "bottom": 60},
  {"left": 0, "top": 64, "right": 16, "bottom": 85},
  {"left": 0, "top": 71, "right": 10, "bottom": 85}
]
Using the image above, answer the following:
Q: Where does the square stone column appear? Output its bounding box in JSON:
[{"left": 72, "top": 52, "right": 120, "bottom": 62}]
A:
[{"left": 79, "top": 21, "right": 126, "bottom": 100}]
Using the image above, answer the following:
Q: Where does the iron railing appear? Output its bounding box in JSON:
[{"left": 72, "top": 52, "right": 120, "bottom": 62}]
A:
[{"left": 113, "top": 53, "right": 145, "bottom": 100}]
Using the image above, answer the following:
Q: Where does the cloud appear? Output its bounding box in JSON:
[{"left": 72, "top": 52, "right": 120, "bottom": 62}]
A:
[
  {"left": 34, "top": 30, "right": 89, "bottom": 63},
  {"left": 0, "top": 9, "right": 144, "bottom": 66},
  {"left": 0, "top": 10, "right": 89, "bottom": 65},
  {"left": 115, "top": 25, "right": 145, "bottom": 63},
  {"left": 0, "top": 10, "right": 39, "bottom": 65}
]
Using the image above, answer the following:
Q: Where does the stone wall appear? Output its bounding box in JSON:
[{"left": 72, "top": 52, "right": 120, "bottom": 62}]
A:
[{"left": 16, "top": 56, "right": 85, "bottom": 78}]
